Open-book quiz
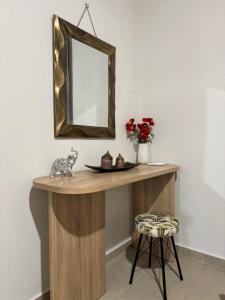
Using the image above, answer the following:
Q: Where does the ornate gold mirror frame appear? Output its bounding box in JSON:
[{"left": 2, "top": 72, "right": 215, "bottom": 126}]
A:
[{"left": 53, "top": 15, "right": 116, "bottom": 138}]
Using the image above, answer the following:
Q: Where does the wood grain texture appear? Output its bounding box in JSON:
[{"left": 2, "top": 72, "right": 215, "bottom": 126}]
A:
[
  {"left": 132, "top": 172, "right": 176, "bottom": 260},
  {"left": 33, "top": 164, "right": 179, "bottom": 195},
  {"left": 49, "top": 191, "right": 105, "bottom": 300}
]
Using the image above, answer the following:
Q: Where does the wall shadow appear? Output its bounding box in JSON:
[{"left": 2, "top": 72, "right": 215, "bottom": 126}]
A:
[{"left": 29, "top": 187, "right": 49, "bottom": 296}]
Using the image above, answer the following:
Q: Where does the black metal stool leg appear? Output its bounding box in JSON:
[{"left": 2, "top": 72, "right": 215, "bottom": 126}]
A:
[
  {"left": 129, "top": 234, "right": 143, "bottom": 284},
  {"left": 148, "top": 237, "right": 153, "bottom": 268},
  {"left": 171, "top": 236, "right": 183, "bottom": 281},
  {"left": 160, "top": 238, "right": 167, "bottom": 300}
]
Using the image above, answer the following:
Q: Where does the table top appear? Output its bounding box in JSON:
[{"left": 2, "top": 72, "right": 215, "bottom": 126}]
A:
[{"left": 33, "top": 164, "right": 179, "bottom": 194}]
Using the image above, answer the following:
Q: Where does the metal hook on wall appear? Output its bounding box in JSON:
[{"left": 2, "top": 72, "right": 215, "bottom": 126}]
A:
[{"left": 77, "top": 3, "right": 97, "bottom": 37}]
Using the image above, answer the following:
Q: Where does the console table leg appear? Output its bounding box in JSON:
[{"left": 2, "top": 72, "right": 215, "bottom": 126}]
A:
[{"left": 49, "top": 191, "right": 105, "bottom": 300}]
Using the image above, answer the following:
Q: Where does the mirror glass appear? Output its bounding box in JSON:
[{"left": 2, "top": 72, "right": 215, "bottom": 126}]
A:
[{"left": 69, "top": 39, "right": 108, "bottom": 127}]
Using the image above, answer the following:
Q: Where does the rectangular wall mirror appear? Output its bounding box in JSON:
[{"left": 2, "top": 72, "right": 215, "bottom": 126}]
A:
[{"left": 53, "top": 15, "right": 116, "bottom": 138}]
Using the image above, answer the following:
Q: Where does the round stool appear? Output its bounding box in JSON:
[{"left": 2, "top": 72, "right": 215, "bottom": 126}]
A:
[{"left": 129, "top": 213, "right": 183, "bottom": 300}]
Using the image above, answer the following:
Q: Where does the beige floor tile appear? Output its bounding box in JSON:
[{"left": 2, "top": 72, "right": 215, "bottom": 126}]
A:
[
  {"left": 104, "top": 247, "right": 225, "bottom": 300},
  {"left": 166, "top": 277, "right": 192, "bottom": 300},
  {"left": 107, "top": 247, "right": 136, "bottom": 268},
  {"left": 204, "top": 254, "right": 225, "bottom": 272},
  {"left": 121, "top": 273, "right": 162, "bottom": 300},
  {"left": 99, "top": 290, "right": 121, "bottom": 300},
  {"left": 190, "top": 262, "right": 225, "bottom": 298},
  {"left": 106, "top": 254, "right": 144, "bottom": 297},
  {"left": 166, "top": 253, "right": 203, "bottom": 282},
  {"left": 140, "top": 256, "right": 194, "bottom": 300},
  {"left": 183, "top": 285, "right": 218, "bottom": 300}
]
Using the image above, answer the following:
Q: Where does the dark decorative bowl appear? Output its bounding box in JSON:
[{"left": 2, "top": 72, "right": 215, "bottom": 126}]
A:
[{"left": 85, "top": 162, "right": 139, "bottom": 173}]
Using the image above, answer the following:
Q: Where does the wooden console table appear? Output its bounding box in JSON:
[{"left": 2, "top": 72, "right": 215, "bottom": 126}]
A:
[{"left": 33, "top": 164, "right": 179, "bottom": 300}]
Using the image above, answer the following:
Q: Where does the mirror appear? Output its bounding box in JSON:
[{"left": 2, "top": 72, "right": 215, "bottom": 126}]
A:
[
  {"left": 53, "top": 15, "right": 116, "bottom": 138},
  {"left": 69, "top": 39, "right": 108, "bottom": 127}
]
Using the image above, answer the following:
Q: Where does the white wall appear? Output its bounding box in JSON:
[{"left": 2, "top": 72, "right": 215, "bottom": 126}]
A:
[
  {"left": 0, "top": 1, "right": 139, "bottom": 299},
  {"left": 137, "top": 0, "right": 225, "bottom": 258}
]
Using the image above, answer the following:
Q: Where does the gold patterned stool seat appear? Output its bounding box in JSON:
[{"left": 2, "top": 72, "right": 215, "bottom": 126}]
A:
[{"left": 135, "top": 212, "right": 179, "bottom": 237}]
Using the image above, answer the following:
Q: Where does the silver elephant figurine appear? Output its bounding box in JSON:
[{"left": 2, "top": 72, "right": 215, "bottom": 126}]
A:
[{"left": 50, "top": 148, "right": 78, "bottom": 177}]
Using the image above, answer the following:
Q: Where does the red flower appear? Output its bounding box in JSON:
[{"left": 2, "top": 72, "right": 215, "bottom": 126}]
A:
[
  {"left": 142, "top": 117, "right": 152, "bottom": 123},
  {"left": 128, "top": 118, "right": 135, "bottom": 124},
  {"left": 138, "top": 123, "right": 149, "bottom": 132},
  {"left": 125, "top": 117, "right": 155, "bottom": 143},
  {"left": 126, "top": 122, "right": 136, "bottom": 132},
  {"left": 137, "top": 122, "right": 150, "bottom": 140},
  {"left": 142, "top": 118, "right": 155, "bottom": 126},
  {"left": 140, "top": 130, "right": 149, "bottom": 140}
]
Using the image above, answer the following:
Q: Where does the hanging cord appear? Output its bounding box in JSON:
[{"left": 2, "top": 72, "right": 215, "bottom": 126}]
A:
[{"left": 77, "top": 3, "right": 97, "bottom": 37}]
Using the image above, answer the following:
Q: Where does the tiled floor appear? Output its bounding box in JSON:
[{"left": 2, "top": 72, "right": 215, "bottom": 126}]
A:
[{"left": 100, "top": 247, "right": 225, "bottom": 300}]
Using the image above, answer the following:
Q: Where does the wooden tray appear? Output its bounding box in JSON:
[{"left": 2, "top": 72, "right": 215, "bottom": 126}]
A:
[{"left": 85, "top": 162, "right": 139, "bottom": 172}]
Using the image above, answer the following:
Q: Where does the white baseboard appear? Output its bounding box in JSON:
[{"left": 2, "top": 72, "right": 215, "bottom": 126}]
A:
[
  {"left": 32, "top": 290, "right": 49, "bottom": 300},
  {"left": 105, "top": 237, "right": 132, "bottom": 262},
  {"left": 176, "top": 243, "right": 225, "bottom": 270},
  {"left": 106, "top": 237, "right": 132, "bottom": 256}
]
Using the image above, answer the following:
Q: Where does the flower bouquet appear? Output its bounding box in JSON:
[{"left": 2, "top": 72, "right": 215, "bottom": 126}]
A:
[{"left": 125, "top": 117, "right": 155, "bottom": 163}]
